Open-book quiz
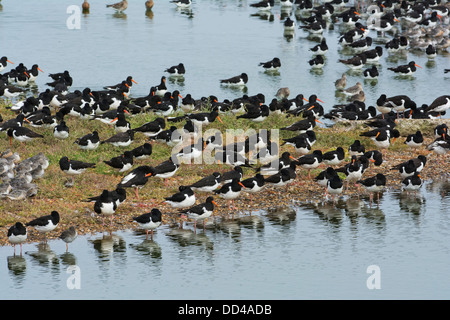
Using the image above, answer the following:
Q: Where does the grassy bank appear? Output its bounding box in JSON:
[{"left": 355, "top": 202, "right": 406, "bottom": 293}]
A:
[{"left": 0, "top": 99, "right": 448, "bottom": 246}]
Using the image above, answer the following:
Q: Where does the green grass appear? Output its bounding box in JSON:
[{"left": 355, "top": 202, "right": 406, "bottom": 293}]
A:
[{"left": 0, "top": 98, "right": 448, "bottom": 244}]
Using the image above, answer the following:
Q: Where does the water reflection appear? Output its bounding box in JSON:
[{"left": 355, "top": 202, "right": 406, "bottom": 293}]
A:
[
  {"left": 129, "top": 238, "right": 162, "bottom": 259},
  {"left": 7, "top": 254, "right": 27, "bottom": 277},
  {"left": 265, "top": 206, "right": 296, "bottom": 225},
  {"left": 59, "top": 251, "right": 77, "bottom": 267},
  {"left": 426, "top": 178, "right": 450, "bottom": 199},
  {"left": 26, "top": 243, "right": 60, "bottom": 271},
  {"left": 90, "top": 232, "right": 127, "bottom": 260},
  {"left": 166, "top": 225, "right": 214, "bottom": 250}
]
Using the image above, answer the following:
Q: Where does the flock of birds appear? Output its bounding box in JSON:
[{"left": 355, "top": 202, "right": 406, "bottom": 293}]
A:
[{"left": 2, "top": 0, "right": 450, "bottom": 255}]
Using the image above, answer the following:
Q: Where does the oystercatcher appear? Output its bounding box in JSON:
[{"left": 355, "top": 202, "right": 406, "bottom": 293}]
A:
[
  {"left": 101, "top": 130, "right": 134, "bottom": 147},
  {"left": 388, "top": 61, "right": 422, "bottom": 76},
  {"left": 404, "top": 130, "right": 424, "bottom": 148},
  {"left": 132, "top": 117, "right": 166, "bottom": 138},
  {"left": 132, "top": 208, "right": 162, "bottom": 240},
  {"left": 74, "top": 131, "right": 100, "bottom": 150},
  {"left": 171, "top": 0, "right": 191, "bottom": 8},
  {"left": 174, "top": 138, "right": 205, "bottom": 164},
  {"left": 94, "top": 189, "right": 118, "bottom": 227},
  {"left": 104, "top": 151, "right": 134, "bottom": 172},
  {"left": 188, "top": 172, "right": 221, "bottom": 193},
  {"left": 7, "top": 126, "right": 43, "bottom": 146},
  {"left": 401, "top": 173, "right": 423, "bottom": 198},
  {"left": 165, "top": 186, "right": 196, "bottom": 209},
  {"left": 363, "top": 65, "right": 379, "bottom": 79},
  {"left": 259, "top": 57, "right": 281, "bottom": 72},
  {"left": 180, "top": 196, "right": 218, "bottom": 233},
  {"left": 264, "top": 162, "right": 297, "bottom": 188},
  {"left": 165, "top": 63, "right": 185, "bottom": 77},
  {"left": 425, "top": 96, "right": 450, "bottom": 117},
  {"left": 296, "top": 150, "right": 323, "bottom": 178},
  {"left": 187, "top": 109, "right": 223, "bottom": 127},
  {"left": 84, "top": 187, "right": 127, "bottom": 207},
  {"left": 59, "top": 156, "right": 96, "bottom": 184},
  {"left": 214, "top": 178, "right": 246, "bottom": 210},
  {"left": 154, "top": 76, "right": 167, "bottom": 96},
  {"left": 8, "top": 222, "right": 27, "bottom": 255},
  {"left": 308, "top": 55, "right": 325, "bottom": 69},
  {"left": 357, "top": 173, "right": 386, "bottom": 207},
  {"left": 241, "top": 173, "right": 265, "bottom": 204},
  {"left": 53, "top": 121, "right": 70, "bottom": 140},
  {"left": 0, "top": 56, "right": 13, "bottom": 72},
  {"left": 130, "top": 142, "right": 153, "bottom": 160},
  {"left": 26, "top": 211, "right": 60, "bottom": 241},
  {"left": 236, "top": 104, "right": 269, "bottom": 122},
  {"left": 117, "top": 165, "right": 154, "bottom": 198},
  {"left": 322, "top": 147, "right": 345, "bottom": 166},
  {"left": 327, "top": 174, "right": 344, "bottom": 205},
  {"left": 152, "top": 156, "right": 180, "bottom": 186},
  {"left": 339, "top": 53, "right": 366, "bottom": 70},
  {"left": 250, "top": 0, "right": 274, "bottom": 10},
  {"left": 220, "top": 73, "right": 248, "bottom": 86},
  {"left": 310, "top": 39, "right": 328, "bottom": 55},
  {"left": 348, "top": 140, "right": 365, "bottom": 156},
  {"left": 59, "top": 226, "right": 77, "bottom": 252}
]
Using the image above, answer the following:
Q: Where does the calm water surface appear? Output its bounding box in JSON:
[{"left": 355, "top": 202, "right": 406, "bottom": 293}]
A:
[{"left": 1, "top": 0, "right": 450, "bottom": 300}]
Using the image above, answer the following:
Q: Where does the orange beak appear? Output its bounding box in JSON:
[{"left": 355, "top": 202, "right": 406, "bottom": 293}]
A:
[
  {"left": 289, "top": 156, "right": 296, "bottom": 160},
  {"left": 239, "top": 182, "right": 246, "bottom": 188},
  {"left": 307, "top": 105, "right": 315, "bottom": 111},
  {"left": 415, "top": 64, "right": 422, "bottom": 68},
  {"left": 376, "top": 132, "right": 380, "bottom": 138},
  {"left": 7, "top": 60, "right": 13, "bottom": 64},
  {"left": 125, "top": 83, "right": 130, "bottom": 88},
  {"left": 217, "top": 116, "right": 223, "bottom": 124},
  {"left": 218, "top": 159, "right": 221, "bottom": 169},
  {"left": 369, "top": 159, "right": 376, "bottom": 163},
  {"left": 24, "top": 71, "right": 30, "bottom": 78},
  {"left": 179, "top": 94, "right": 183, "bottom": 99},
  {"left": 354, "top": 11, "right": 360, "bottom": 15},
  {"left": 111, "top": 117, "right": 118, "bottom": 123},
  {"left": 303, "top": 97, "right": 309, "bottom": 102},
  {"left": 24, "top": 117, "right": 31, "bottom": 123},
  {"left": 392, "top": 138, "right": 396, "bottom": 143},
  {"left": 145, "top": 173, "right": 152, "bottom": 177},
  {"left": 131, "top": 79, "right": 137, "bottom": 84},
  {"left": 315, "top": 119, "right": 323, "bottom": 124},
  {"left": 123, "top": 92, "right": 128, "bottom": 98},
  {"left": 89, "top": 92, "right": 94, "bottom": 97},
  {"left": 394, "top": 18, "right": 400, "bottom": 23},
  {"left": 9, "top": 136, "right": 12, "bottom": 145},
  {"left": 212, "top": 200, "right": 219, "bottom": 206},
  {"left": 37, "top": 67, "right": 43, "bottom": 72},
  {"left": 317, "top": 98, "right": 324, "bottom": 103}
]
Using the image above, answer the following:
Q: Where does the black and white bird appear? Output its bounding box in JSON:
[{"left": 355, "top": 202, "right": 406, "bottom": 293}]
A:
[
  {"left": 7, "top": 126, "right": 43, "bottom": 145},
  {"left": 357, "top": 173, "right": 386, "bottom": 207},
  {"left": 130, "top": 143, "right": 153, "bottom": 160},
  {"left": 187, "top": 172, "right": 222, "bottom": 193},
  {"left": 74, "top": 131, "right": 100, "bottom": 150},
  {"left": 401, "top": 173, "right": 423, "bottom": 197},
  {"left": 388, "top": 61, "right": 422, "bottom": 76},
  {"left": 241, "top": 173, "right": 265, "bottom": 204},
  {"left": 164, "top": 186, "right": 196, "bottom": 209},
  {"left": 53, "top": 121, "right": 70, "bottom": 140},
  {"left": 327, "top": 174, "right": 344, "bottom": 205},
  {"left": 132, "top": 117, "right": 166, "bottom": 138},
  {"left": 308, "top": 55, "right": 325, "bottom": 69},
  {"left": 249, "top": 0, "right": 274, "bottom": 10},
  {"left": 59, "top": 156, "right": 96, "bottom": 184},
  {"left": 94, "top": 189, "right": 118, "bottom": 227},
  {"left": 8, "top": 222, "right": 27, "bottom": 255},
  {"left": 103, "top": 151, "right": 134, "bottom": 172},
  {"left": 404, "top": 130, "right": 424, "bottom": 148},
  {"left": 214, "top": 178, "right": 246, "bottom": 210},
  {"left": 165, "top": 63, "right": 186, "bottom": 77},
  {"left": 425, "top": 96, "right": 450, "bottom": 117},
  {"left": 100, "top": 130, "right": 134, "bottom": 147},
  {"left": 117, "top": 165, "right": 154, "bottom": 198},
  {"left": 220, "top": 73, "right": 248, "bottom": 86},
  {"left": 322, "top": 147, "right": 345, "bottom": 166},
  {"left": 310, "top": 39, "right": 328, "bottom": 55},
  {"left": 296, "top": 150, "right": 323, "bottom": 178},
  {"left": 259, "top": 57, "right": 281, "bottom": 72},
  {"left": 26, "top": 211, "right": 60, "bottom": 241},
  {"left": 180, "top": 196, "right": 218, "bottom": 233},
  {"left": 132, "top": 208, "right": 163, "bottom": 240}
]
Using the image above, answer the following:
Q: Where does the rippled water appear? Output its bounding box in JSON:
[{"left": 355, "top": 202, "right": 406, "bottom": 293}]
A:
[
  {"left": 2, "top": 179, "right": 450, "bottom": 300},
  {"left": 1, "top": 0, "right": 450, "bottom": 300}
]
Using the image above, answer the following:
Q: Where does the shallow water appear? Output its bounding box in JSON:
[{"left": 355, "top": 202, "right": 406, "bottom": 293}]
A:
[
  {"left": 2, "top": 179, "right": 450, "bottom": 300},
  {"left": 1, "top": 0, "right": 450, "bottom": 300}
]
